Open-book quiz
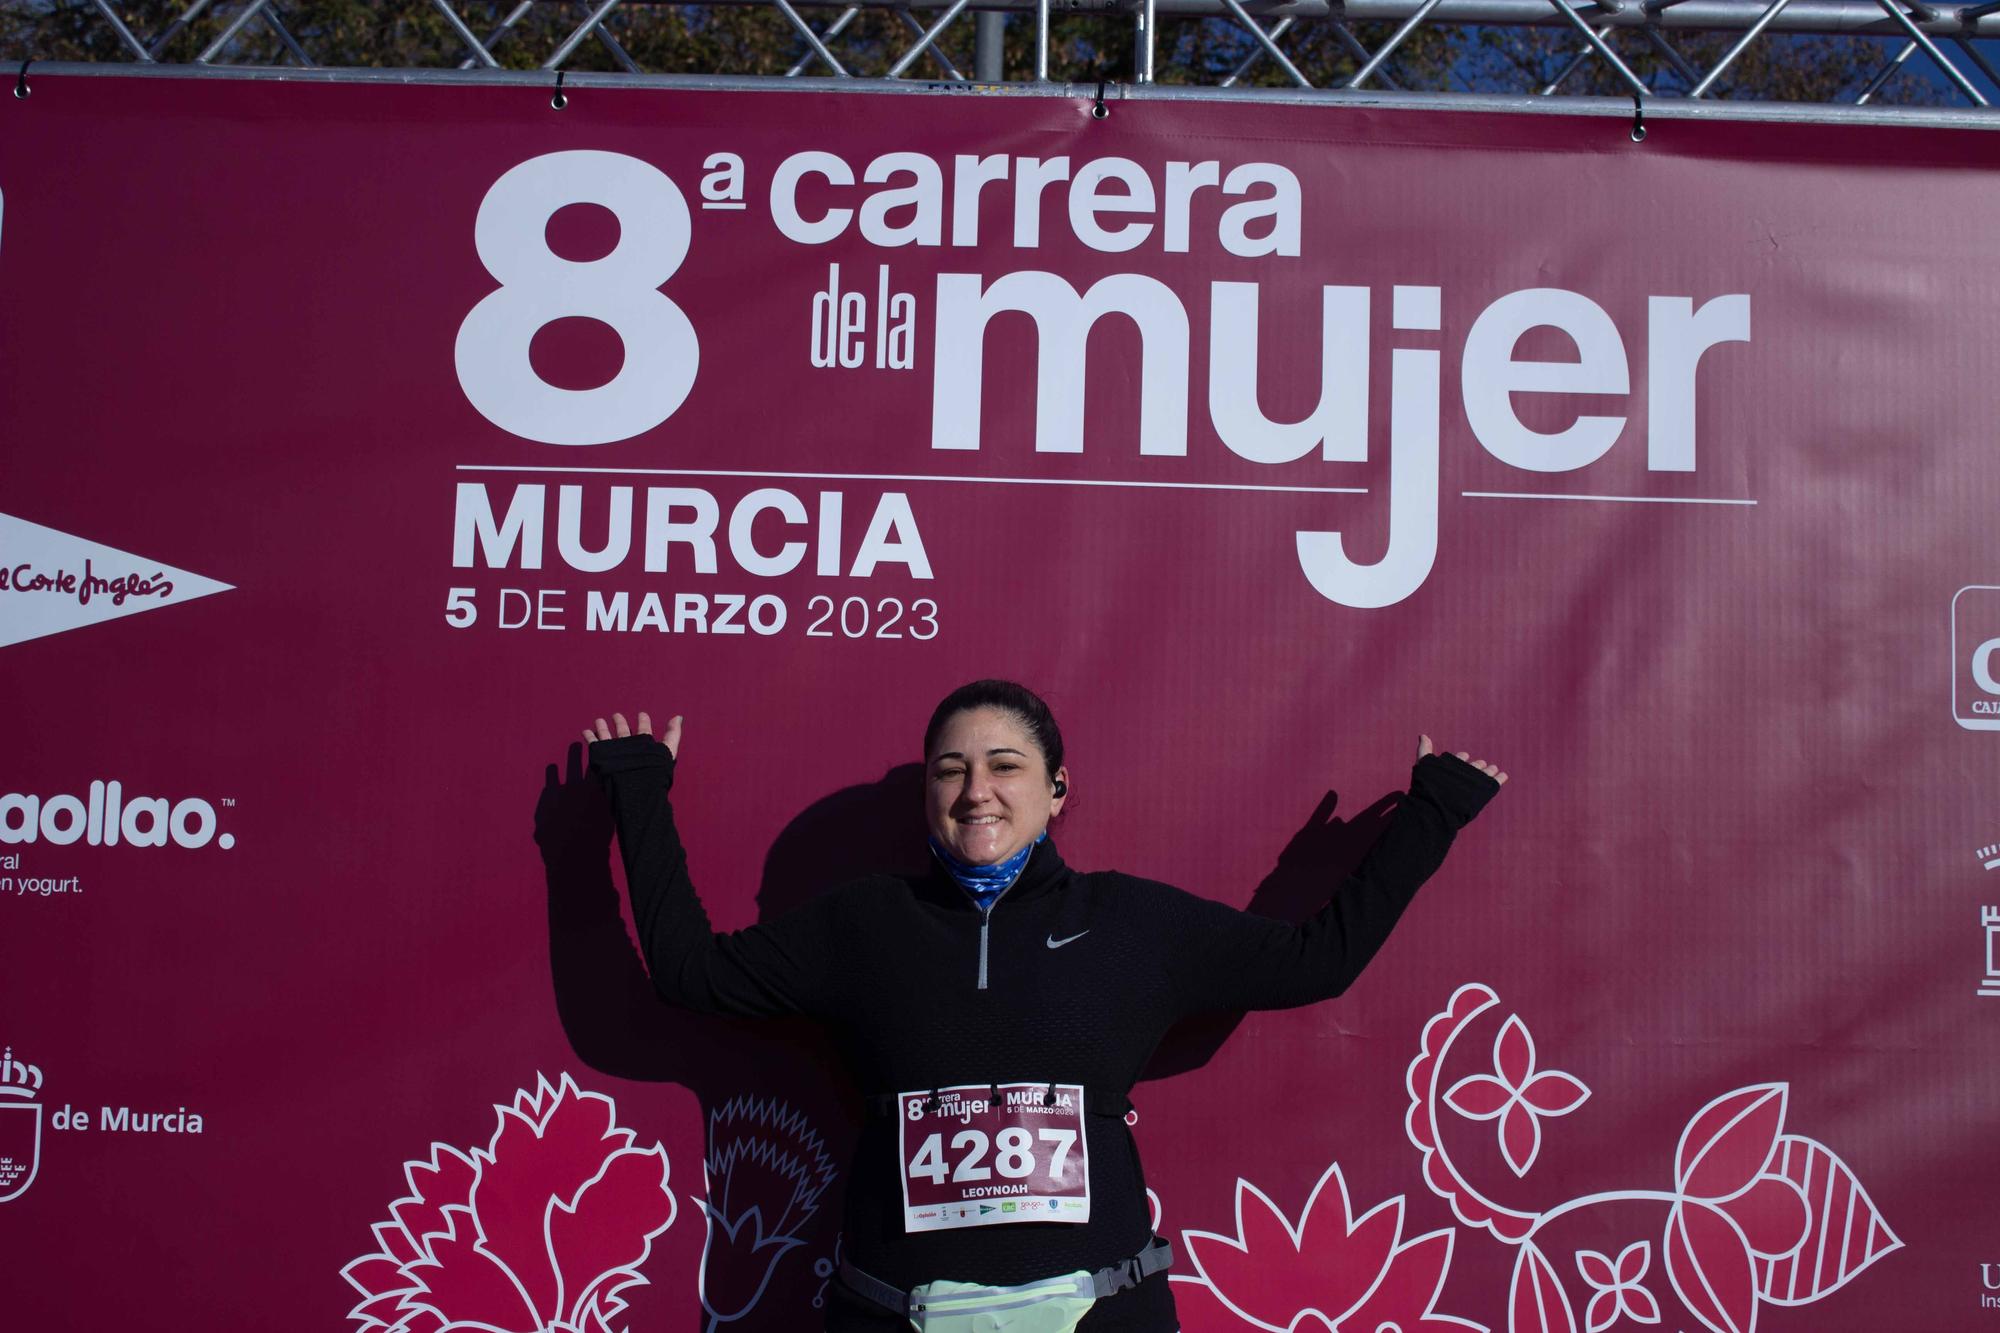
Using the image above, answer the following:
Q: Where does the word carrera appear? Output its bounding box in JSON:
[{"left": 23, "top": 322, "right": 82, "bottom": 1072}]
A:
[{"left": 769, "top": 151, "right": 1300, "bottom": 256}]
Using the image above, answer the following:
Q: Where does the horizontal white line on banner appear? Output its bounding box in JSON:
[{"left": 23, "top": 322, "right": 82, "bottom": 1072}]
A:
[
  {"left": 1462, "top": 491, "right": 1758, "bottom": 505},
  {"left": 457, "top": 464, "right": 1368, "bottom": 496}
]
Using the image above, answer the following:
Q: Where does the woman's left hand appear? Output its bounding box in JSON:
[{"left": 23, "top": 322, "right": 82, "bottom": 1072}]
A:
[{"left": 1419, "top": 734, "right": 1507, "bottom": 785}]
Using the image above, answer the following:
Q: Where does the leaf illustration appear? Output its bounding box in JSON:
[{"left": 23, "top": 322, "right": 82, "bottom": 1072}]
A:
[
  {"left": 1446, "top": 1073, "right": 1513, "bottom": 1120},
  {"left": 548, "top": 1146, "right": 676, "bottom": 1323},
  {"left": 1753, "top": 1135, "right": 1903, "bottom": 1306},
  {"left": 1675, "top": 1085, "right": 1786, "bottom": 1203},
  {"left": 1717, "top": 1175, "right": 1808, "bottom": 1259},
  {"left": 399, "top": 1220, "right": 541, "bottom": 1332},
  {"left": 475, "top": 1077, "right": 632, "bottom": 1321},
  {"left": 1664, "top": 1201, "right": 1757, "bottom": 1333},
  {"left": 1509, "top": 1242, "right": 1577, "bottom": 1333},
  {"left": 1575, "top": 1250, "right": 1617, "bottom": 1288}
]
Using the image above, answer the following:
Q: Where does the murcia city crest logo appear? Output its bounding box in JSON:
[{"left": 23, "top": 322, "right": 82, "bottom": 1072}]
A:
[{"left": 0, "top": 1045, "right": 44, "bottom": 1202}]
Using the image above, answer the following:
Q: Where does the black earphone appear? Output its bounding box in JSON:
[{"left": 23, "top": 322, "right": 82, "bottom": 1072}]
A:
[{"left": 1052, "top": 779, "right": 1068, "bottom": 797}]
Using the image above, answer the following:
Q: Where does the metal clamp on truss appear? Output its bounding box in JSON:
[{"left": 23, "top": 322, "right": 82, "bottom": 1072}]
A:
[
  {"left": 1631, "top": 93, "right": 1646, "bottom": 142},
  {"left": 551, "top": 69, "right": 567, "bottom": 110}
]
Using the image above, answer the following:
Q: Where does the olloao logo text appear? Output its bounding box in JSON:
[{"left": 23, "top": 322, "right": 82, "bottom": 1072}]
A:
[{"left": 0, "top": 782, "right": 235, "bottom": 850}]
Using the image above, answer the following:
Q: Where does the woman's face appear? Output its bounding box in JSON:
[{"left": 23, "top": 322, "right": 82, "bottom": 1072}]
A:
[{"left": 925, "top": 706, "right": 1069, "bottom": 867}]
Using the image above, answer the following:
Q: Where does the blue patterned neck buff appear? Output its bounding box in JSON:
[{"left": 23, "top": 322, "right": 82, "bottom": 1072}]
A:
[{"left": 928, "top": 830, "right": 1048, "bottom": 911}]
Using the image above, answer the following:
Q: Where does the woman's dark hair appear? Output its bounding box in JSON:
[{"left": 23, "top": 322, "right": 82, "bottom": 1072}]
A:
[{"left": 923, "top": 679, "right": 1065, "bottom": 781}]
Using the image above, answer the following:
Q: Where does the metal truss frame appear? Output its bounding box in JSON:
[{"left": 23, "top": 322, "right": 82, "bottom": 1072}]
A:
[{"left": 22, "top": 0, "right": 2000, "bottom": 124}]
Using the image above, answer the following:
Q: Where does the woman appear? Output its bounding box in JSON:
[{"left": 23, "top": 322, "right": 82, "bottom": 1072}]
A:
[{"left": 585, "top": 680, "right": 1504, "bottom": 1332}]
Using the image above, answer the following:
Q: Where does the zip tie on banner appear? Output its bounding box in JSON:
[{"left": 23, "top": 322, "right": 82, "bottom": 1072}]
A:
[
  {"left": 15, "top": 59, "right": 30, "bottom": 100},
  {"left": 551, "top": 69, "right": 568, "bottom": 110},
  {"left": 1630, "top": 92, "right": 1646, "bottom": 142},
  {"left": 1093, "top": 78, "right": 1110, "bottom": 119}
]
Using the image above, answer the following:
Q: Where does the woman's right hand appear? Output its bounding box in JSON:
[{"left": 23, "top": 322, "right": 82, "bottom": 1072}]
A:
[{"left": 585, "top": 711, "right": 683, "bottom": 760}]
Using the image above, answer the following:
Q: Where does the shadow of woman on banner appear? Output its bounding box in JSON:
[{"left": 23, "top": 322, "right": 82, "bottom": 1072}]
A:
[
  {"left": 537, "top": 742, "right": 923, "bottom": 1332},
  {"left": 1137, "top": 788, "right": 1399, "bottom": 1085},
  {"left": 536, "top": 749, "right": 1398, "bottom": 1330}
]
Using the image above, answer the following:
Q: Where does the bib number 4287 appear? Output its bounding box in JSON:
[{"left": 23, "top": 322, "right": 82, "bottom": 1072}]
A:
[{"left": 907, "top": 1126, "right": 1078, "bottom": 1184}]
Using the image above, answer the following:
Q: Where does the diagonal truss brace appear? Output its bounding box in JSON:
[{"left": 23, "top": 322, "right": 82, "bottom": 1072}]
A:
[{"left": 1870, "top": 0, "right": 1990, "bottom": 102}]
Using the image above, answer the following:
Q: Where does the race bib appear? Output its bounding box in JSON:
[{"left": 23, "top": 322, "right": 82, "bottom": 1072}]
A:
[{"left": 897, "top": 1083, "right": 1091, "bottom": 1232}]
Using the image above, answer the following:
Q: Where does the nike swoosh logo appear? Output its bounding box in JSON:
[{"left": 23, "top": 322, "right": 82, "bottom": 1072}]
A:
[{"left": 1046, "top": 930, "right": 1090, "bottom": 949}]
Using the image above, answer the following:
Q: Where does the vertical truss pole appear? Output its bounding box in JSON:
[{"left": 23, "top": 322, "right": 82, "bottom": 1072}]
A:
[
  {"left": 432, "top": 0, "right": 502, "bottom": 68},
  {"left": 1218, "top": 0, "right": 1314, "bottom": 85},
  {"left": 89, "top": 0, "right": 155, "bottom": 61},
  {"left": 1347, "top": 0, "right": 1445, "bottom": 87},
  {"left": 1542, "top": 0, "right": 1650, "bottom": 96},
  {"left": 1854, "top": 38, "right": 1917, "bottom": 101},
  {"left": 976, "top": 11, "right": 1006, "bottom": 79},
  {"left": 1036, "top": 0, "right": 1051, "bottom": 79},
  {"left": 1687, "top": 0, "right": 1790, "bottom": 96},
  {"left": 1134, "top": 0, "right": 1160, "bottom": 81},
  {"left": 772, "top": 0, "right": 852, "bottom": 75},
  {"left": 543, "top": 0, "right": 623, "bottom": 70},
  {"left": 195, "top": 1, "right": 271, "bottom": 64},
  {"left": 887, "top": 0, "right": 975, "bottom": 77},
  {"left": 1870, "top": 0, "right": 1990, "bottom": 103}
]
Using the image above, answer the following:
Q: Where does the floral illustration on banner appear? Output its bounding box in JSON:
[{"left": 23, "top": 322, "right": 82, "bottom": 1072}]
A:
[
  {"left": 1169, "top": 1160, "right": 1488, "bottom": 1333},
  {"left": 697, "top": 1095, "right": 838, "bottom": 1331},
  {"left": 1407, "top": 984, "right": 1902, "bottom": 1333},
  {"left": 1443, "top": 1014, "right": 1590, "bottom": 1178},
  {"left": 341, "top": 1072, "right": 676, "bottom": 1333}
]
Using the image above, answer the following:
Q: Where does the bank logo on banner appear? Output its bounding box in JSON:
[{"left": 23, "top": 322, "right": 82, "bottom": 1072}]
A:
[
  {"left": 1952, "top": 586, "right": 2000, "bottom": 730},
  {"left": 0, "top": 513, "right": 233, "bottom": 649},
  {"left": 0, "top": 1046, "right": 44, "bottom": 1203}
]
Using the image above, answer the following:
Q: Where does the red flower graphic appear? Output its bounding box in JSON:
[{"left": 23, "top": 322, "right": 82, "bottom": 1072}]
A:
[
  {"left": 1405, "top": 983, "right": 1537, "bottom": 1241},
  {"left": 342, "top": 1072, "right": 676, "bottom": 1333},
  {"left": 1176, "top": 1161, "right": 1486, "bottom": 1332},
  {"left": 1444, "top": 1014, "right": 1590, "bottom": 1178},
  {"left": 1575, "top": 1242, "right": 1658, "bottom": 1331}
]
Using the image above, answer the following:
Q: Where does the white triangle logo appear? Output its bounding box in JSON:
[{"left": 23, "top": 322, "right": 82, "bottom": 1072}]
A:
[{"left": 0, "top": 513, "right": 234, "bottom": 648}]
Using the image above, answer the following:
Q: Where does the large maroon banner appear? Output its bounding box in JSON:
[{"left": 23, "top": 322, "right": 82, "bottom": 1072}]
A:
[{"left": 3, "top": 67, "right": 1997, "bottom": 1332}]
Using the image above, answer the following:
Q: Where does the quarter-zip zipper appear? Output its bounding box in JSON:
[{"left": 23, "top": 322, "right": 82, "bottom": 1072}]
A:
[{"left": 975, "top": 861, "right": 1028, "bottom": 990}]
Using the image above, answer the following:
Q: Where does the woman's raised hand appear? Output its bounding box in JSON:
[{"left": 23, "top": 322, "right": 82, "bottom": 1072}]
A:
[
  {"left": 585, "top": 711, "right": 684, "bottom": 760},
  {"left": 1418, "top": 733, "right": 1507, "bottom": 785}
]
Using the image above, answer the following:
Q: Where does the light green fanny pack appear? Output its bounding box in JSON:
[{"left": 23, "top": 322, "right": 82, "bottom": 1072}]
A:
[{"left": 839, "top": 1237, "right": 1172, "bottom": 1333}]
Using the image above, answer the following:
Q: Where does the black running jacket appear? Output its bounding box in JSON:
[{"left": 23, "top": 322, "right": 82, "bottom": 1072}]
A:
[{"left": 589, "top": 735, "right": 1499, "bottom": 1331}]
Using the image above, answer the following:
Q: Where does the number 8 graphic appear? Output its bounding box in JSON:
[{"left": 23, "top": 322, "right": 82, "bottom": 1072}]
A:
[{"left": 455, "top": 150, "right": 699, "bottom": 445}]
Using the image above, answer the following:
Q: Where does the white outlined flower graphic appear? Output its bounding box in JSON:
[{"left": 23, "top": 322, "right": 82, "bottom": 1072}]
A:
[
  {"left": 1577, "top": 1241, "right": 1661, "bottom": 1331},
  {"left": 1442, "top": 1013, "right": 1589, "bottom": 1177},
  {"left": 340, "top": 1072, "right": 675, "bottom": 1333}
]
